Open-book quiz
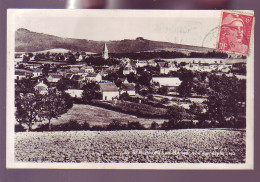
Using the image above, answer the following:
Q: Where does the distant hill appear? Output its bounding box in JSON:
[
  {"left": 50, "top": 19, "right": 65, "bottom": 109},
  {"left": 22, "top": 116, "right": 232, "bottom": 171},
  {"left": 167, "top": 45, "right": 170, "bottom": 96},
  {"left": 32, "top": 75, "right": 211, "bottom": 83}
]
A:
[{"left": 15, "top": 28, "right": 215, "bottom": 53}]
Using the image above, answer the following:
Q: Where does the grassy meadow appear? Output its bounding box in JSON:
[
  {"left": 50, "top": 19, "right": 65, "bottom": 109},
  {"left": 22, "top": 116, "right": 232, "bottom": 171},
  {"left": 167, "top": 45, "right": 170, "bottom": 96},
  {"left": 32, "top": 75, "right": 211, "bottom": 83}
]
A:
[{"left": 50, "top": 104, "right": 167, "bottom": 128}]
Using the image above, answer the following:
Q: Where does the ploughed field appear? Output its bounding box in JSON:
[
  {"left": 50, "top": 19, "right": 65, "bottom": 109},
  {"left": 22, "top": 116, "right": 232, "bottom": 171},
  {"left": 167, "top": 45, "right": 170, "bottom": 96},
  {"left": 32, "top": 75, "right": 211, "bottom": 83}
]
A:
[{"left": 15, "top": 129, "right": 245, "bottom": 163}]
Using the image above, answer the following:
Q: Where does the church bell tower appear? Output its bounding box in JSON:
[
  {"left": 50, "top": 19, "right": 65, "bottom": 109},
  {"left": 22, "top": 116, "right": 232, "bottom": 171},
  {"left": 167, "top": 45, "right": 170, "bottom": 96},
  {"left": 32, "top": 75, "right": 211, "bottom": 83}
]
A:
[{"left": 102, "top": 43, "right": 109, "bottom": 60}]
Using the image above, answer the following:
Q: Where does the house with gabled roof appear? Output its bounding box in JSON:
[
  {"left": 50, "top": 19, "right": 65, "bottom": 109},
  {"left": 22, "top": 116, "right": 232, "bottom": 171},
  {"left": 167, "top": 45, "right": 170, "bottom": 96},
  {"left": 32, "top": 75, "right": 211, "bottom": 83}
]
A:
[
  {"left": 85, "top": 73, "right": 102, "bottom": 82},
  {"left": 99, "top": 82, "right": 119, "bottom": 100},
  {"left": 156, "top": 61, "right": 168, "bottom": 68},
  {"left": 84, "top": 66, "right": 95, "bottom": 73}
]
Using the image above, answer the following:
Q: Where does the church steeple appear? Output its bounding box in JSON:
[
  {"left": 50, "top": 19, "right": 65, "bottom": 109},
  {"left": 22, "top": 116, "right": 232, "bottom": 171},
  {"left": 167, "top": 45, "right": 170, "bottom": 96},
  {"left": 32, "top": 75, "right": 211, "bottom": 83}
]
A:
[{"left": 102, "top": 43, "right": 109, "bottom": 60}]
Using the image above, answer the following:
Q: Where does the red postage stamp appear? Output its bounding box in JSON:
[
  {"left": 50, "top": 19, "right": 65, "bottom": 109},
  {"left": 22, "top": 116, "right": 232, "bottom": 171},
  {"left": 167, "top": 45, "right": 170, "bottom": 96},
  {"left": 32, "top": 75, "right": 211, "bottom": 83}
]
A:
[{"left": 218, "top": 12, "right": 254, "bottom": 55}]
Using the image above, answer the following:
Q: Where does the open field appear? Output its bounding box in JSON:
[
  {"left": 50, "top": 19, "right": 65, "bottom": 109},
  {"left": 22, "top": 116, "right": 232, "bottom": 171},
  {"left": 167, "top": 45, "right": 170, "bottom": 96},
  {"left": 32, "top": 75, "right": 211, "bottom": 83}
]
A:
[
  {"left": 50, "top": 104, "right": 167, "bottom": 128},
  {"left": 15, "top": 129, "right": 246, "bottom": 163}
]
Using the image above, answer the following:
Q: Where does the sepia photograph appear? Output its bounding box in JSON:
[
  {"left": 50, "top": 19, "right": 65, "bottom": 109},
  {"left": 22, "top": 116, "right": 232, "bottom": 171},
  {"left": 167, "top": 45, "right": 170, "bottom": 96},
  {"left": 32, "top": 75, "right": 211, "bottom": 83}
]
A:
[{"left": 6, "top": 9, "right": 254, "bottom": 169}]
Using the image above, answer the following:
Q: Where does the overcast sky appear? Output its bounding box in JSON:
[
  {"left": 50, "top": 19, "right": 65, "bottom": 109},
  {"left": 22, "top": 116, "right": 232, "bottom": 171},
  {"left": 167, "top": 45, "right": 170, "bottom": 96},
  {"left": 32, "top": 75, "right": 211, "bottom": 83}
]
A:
[{"left": 10, "top": 10, "right": 221, "bottom": 48}]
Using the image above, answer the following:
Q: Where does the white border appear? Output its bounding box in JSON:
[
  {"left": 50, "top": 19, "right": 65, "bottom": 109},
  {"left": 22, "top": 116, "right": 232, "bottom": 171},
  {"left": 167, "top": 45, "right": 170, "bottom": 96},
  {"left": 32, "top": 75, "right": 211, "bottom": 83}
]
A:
[{"left": 6, "top": 9, "right": 254, "bottom": 169}]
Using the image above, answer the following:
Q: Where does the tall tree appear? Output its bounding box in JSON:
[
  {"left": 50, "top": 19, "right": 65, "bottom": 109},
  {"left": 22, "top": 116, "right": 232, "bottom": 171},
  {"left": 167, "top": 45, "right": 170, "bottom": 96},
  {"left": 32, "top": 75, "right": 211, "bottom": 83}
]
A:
[
  {"left": 15, "top": 92, "right": 44, "bottom": 131},
  {"left": 206, "top": 74, "right": 246, "bottom": 127},
  {"left": 82, "top": 81, "right": 101, "bottom": 103},
  {"left": 178, "top": 81, "right": 193, "bottom": 97},
  {"left": 161, "top": 105, "right": 187, "bottom": 129},
  {"left": 41, "top": 90, "right": 72, "bottom": 130}
]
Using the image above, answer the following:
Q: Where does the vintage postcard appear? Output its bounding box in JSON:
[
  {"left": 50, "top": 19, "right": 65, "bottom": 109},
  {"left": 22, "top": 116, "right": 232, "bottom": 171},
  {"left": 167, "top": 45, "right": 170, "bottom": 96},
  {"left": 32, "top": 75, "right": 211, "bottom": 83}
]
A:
[{"left": 6, "top": 10, "right": 254, "bottom": 169}]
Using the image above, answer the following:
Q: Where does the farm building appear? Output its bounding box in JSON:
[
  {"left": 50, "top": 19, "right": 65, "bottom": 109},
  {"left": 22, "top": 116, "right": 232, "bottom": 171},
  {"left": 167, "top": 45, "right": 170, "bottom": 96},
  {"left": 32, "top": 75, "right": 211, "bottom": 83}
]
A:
[
  {"left": 99, "top": 82, "right": 119, "bottom": 100},
  {"left": 151, "top": 77, "right": 182, "bottom": 90}
]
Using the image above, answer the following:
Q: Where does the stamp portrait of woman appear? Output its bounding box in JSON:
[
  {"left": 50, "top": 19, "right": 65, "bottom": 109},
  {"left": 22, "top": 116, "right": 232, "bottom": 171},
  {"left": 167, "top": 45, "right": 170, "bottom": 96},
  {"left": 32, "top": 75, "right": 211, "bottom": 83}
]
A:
[{"left": 219, "top": 13, "right": 249, "bottom": 55}]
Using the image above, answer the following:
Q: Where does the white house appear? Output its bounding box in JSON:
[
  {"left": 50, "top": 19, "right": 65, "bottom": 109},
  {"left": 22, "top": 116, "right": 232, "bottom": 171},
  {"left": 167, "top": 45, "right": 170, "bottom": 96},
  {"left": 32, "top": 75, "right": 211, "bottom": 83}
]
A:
[
  {"left": 34, "top": 80, "right": 48, "bottom": 94},
  {"left": 47, "top": 74, "right": 62, "bottom": 83},
  {"left": 148, "top": 60, "right": 157, "bottom": 67},
  {"left": 99, "top": 82, "right": 119, "bottom": 100},
  {"left": 136, "top": 60, "right": 148, "bottom": 67},
  {"left": 151, "top": 77, "right": 182, "bottom": 90},
  {"left": 85, "top": 73, "right": 102, "bottom": 82},
  {"left": 65, "top": 89, "right": 83, "bottom": 98},
  {"left": 70, "top": 67, "right": 80, "bottom": 73},
  {"left": 84, "top": 66, "right": 95, "bottom": 73}
]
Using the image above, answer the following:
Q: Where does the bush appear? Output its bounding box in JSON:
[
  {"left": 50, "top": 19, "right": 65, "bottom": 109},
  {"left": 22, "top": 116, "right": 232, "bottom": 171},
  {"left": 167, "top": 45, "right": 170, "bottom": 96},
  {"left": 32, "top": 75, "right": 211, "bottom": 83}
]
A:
[
  {"left": 149, "top": 122, "right": 160, "bottom": 130},
  {"left": 33, "top": 120, "right": 91, "bottom": 131},
  {"left": 147, "top": 94, "right": 154, "bottom": 101},
  {"left": 127, "top": 121, "right": 145, "bottom": 130},
  {"left": 81, "top": 121, "right": 91, "bottom": 130},
  {"left": 119, "top": 92, "right": 130, "bottom": 101},
  {"left": 56, "top": 120, "right": 82, "bottom": 131},
  {"left": 91, "top": 125, "right": 105, "bottom": 131},
  {"left": 160, "top": 98, "right": 169, "bottom": 104},
  {"left": 106, "top": 120, "right": 127, "bottom": 130},
  {"left": 160, "top": 120, "right": 195, "bottom": 130},
  {"left": 33, "top": 124, "right": 49, "bottom": 132},
  {"left": 160, "top": 120, "right": 178, "bottom": 130},
  {"left": 196, "top": 120, "right": 211, "bottom": 128},
  {"left": 15, "top": 124, "right": 26, "bottom": 132}
]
